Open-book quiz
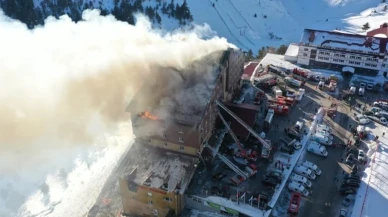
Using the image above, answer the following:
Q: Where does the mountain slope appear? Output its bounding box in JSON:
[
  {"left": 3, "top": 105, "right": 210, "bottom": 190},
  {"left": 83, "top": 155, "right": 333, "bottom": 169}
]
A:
[
  {"left": 187, "top": 0, "right": 383, "bottom": 52},
  {"left": 0, "top": 0, "right": 386, "bottom": 53}
]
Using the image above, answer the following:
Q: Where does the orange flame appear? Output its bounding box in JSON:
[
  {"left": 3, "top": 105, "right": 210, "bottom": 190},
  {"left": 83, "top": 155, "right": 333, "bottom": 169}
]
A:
[{"left": 139, "top": 111, "right": 159, "bottom": 120}]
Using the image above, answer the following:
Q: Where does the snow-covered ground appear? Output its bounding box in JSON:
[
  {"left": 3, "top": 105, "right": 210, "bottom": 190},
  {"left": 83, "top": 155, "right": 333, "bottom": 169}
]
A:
[
  {"left": 29, "top": 0, "right": 388, "bottom": 52},
  {"left": 350, "top": 124, "right": 388, "bottom": 217},
  {"left": 188, "top": 0, "right": 388, "bottom": 52}
]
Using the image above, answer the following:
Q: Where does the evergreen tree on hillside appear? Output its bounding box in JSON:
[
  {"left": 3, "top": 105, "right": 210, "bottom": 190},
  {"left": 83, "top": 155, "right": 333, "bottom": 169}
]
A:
[
  {"left": 362, "top": 22, "right": 370, "bottom": 31},
  {"left": 155, "top": 11, "right": 162, "bottom": 24},
  {"left": 245, "top": 49, "right": 254, "bottom": 61},
  {"left": 276, "top": 45, "right": 288, "bottom": 55},
  {"left": 0, "top": 0, "right": 192, "bottom": 29}
]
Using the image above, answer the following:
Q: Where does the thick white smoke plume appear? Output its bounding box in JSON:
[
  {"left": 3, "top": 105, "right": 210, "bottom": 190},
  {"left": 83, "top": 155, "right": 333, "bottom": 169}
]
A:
[
  {"left": 0, "top": 9, "right": 234, "bottom": 151},
  {"left": 0, "top": 9, "right": 235, "bottom": 216}
]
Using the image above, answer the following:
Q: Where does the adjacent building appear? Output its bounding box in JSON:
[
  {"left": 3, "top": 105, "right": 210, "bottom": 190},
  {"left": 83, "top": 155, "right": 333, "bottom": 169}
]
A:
[
  {"left": 120, "top": 48, "right": 245, "bottom": 217},
  {"left": 296, "top": 24, "right": 388, "bottom": 76}
]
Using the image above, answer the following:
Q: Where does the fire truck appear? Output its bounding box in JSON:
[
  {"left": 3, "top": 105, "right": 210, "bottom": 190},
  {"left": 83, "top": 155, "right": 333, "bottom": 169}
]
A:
[
  {"left": 292, "top": 68, "right": 310, "bottom": 78},
  {"left": 216, "top": 100, "right": 272, "bottom": 159},
  {"left": 287, "top": 192, "right": 301, "bottom": 216},
  {"left": 268, "top": 104, "right": 289, "bottom": 115},
  {"left": 276, "top": 96, "right": 295, "bottom": 106}
]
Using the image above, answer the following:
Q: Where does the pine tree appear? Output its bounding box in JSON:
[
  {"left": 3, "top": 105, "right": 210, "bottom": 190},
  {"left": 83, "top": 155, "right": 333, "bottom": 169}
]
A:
[
  {"left": 155, "top": 11, "right": 162, "bottom": 24},
  {"left": 362, "top": 22, "right": 370, "bottom": 31},
  {"left": 276, "top": 45, "right": 288, "bottom": 55},
  {"left": 246, "top": 49, "right": 254, "bottom": 61}
]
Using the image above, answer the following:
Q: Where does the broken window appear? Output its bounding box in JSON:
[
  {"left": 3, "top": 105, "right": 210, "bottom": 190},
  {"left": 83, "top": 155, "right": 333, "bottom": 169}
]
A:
[{"left": 163, "top": 197, "right": 172, "bottom": 202}]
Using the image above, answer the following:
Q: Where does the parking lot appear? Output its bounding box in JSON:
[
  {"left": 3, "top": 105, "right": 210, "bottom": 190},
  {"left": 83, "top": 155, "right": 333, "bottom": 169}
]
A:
[{"left": 185, "top": 59, "right": 388, "bottom": 216}]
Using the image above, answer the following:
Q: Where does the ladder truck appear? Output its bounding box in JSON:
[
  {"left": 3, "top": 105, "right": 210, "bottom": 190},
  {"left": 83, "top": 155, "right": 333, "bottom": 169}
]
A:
[
  {"left": 216, "top": 100, "right": 272, "bottom": 159},
  {"left": 218, "top": 112, "right": 258, "bottom": 161},
  {"left": 205, "top": 144, "right": 256, "bottom": 186}
]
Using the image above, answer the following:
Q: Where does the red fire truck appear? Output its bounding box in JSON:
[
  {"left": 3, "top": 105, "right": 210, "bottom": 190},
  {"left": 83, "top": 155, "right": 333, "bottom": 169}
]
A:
[{"left": 287, "top": 192, "right": 301, "bottom": 216}]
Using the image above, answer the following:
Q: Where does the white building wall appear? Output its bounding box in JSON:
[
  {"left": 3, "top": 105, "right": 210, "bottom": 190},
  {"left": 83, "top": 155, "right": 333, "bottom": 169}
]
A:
[
  {"left": 314, "top": 48, "right": 381, "bottom": 70},
  {"left": 297, "top": 45, "right": 311, "bottom": 65}
]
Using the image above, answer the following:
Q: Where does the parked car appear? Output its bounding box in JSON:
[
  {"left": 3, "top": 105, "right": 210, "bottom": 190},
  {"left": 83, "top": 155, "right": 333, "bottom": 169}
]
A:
[
  {"left": 264, "top": 171, "right": 283, "bottom": 183},
  {"left": 212, "top": 172, "right": 227, "bottom": 181},
  {"left": 342, "top": 195, "right": 355, "bottom": 207},
  {"left": 358, "top": 118, "right": 371, "bottom": 125},
  {"left": 363, "top": 111, "right": 374, "bottom": 116},
  {"left": 355, "top": 114, "right": 367, "bottom": 121},
  {"left": 339, "top": 186, "right": 357, "bottom": 195},
  {"left": 346, "top": 154, "right": 356, "bottom": 165},
  {"left": 344, "top": 174, "right": 361, "bottom": 181},
  {"left": 280, "top": 145, "right": 295, "bottom": 154},
  {"left": 342, "top": 180, "right": 360, "bottom": 188},
  {"left": 339, "top": 208, "right": 348, "bottom": 217},
  {"left": 262, "top": 177, "right": 278, "bottom": 187},
  {"left": 358, "top": 150, "right": 366, "bottom": 162}
]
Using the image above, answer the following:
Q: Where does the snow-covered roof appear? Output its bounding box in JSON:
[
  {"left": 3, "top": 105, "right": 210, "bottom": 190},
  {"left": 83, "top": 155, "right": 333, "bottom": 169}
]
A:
[
  {"left": 285, "top": 43, "right": 299, "bottom": 57},
  {"left": 258, "top": 53, "right": 297, "bottom": 70},
  {"left": 342, "top": 66, "right": 355, "bottom": 73},
  {"left": 242, "top": 61, "right": 260, "bottom": 80},
  {"left": 123, "top": 144, "right": 197, "bottom": 194},
  {"left": 301, "top": 29, "right": 381, "bottom": 53}
]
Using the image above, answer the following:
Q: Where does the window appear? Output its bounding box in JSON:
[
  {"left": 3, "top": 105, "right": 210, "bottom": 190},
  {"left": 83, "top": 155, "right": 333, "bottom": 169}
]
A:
[
  {"left": 356, "top": 57, "right": 362, "bottom": 60},
  {"left": 303, "top": 53, "right": 308, "bottom": 57},
  {"left": 148, "top": 200, "right": 153, "bottom": 205},
  {"left": 304, "top": 48, "right": 308, "bottom": 51},
  {"left": 163, "top": 197, "right": 173, "bottom": 202},
  {"left": 162, "top": 133, "right": 167, "bottom": 138},
  {"left": 164, "top": 143, "right": 168, "bottom": 146},
  {"left": 132, "top": 196, "right": 136, "bottom": 200},
  {"left": 148, "top": 139, "right": 151, "bottom": 143},
  {"left": 178, "top": 128, "right": 183, "bottom": 134},
  {"left": 148, "top": 192, "right": 152, "bottom": 197},
  {"left": 383, "top": 64, "right": 386, "bottom": 67},
  {"left": 179, "top": 137, "right": 184, "bottom": 143},
  {"left": 350, "top": 56, "right": 356, "bottom": 59},
  {"left": 180, "top": 146, "right": 185, "bottom": 150}
]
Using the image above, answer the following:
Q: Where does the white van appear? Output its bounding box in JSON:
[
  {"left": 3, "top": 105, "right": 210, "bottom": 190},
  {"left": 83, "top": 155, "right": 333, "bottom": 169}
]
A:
[
  {"left": 290, "top": 173, "right": 312, "bottom": 188},
  {"left": 316, "top": 127, "right": 331, "bottom": 135},
  {"left": 316, "top": 124, "right": 331, "bottom": 133},
  {"left": 311, "top": 133, "right": 333, "bottom": 146},
  {"left": 288, "top": 181, "right": 309, "bottom": 197},
  {"left": 314, "top": 131, "right": 333, "bottom": 140},
  {"left": 302, "top": 161, "right": 322, "bottom": 176},
  {"left": 307, "top": 141, "right": 328, "bottom": 157},
  {"left": 294, "top": 165, "right": 316, "bottom": 180},
  {"left": 294, "top": 121, "right": 304, "bottom": 132},
  {"left": 359, "top": 87, "right": 365, "bottom": 96},
  {"left": 349, "top": 86, "right": 356, "bottom": 95}
]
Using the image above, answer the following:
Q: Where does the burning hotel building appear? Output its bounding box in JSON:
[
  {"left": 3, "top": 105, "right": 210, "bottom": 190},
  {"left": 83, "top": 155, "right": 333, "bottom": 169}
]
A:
[{"left": 119, "top": 48, "right": 245, "bottom": 216}]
